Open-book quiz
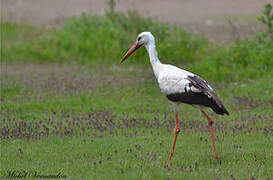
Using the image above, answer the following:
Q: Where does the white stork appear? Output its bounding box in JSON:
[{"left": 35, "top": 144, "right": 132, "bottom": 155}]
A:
[{"left": 120, "top": 32, "right": 229, "bottom": 160}]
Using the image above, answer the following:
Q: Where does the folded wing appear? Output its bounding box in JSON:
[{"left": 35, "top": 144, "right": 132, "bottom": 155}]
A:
[{"left": 186, "top": 75, "right": 229, "bottom": 115}]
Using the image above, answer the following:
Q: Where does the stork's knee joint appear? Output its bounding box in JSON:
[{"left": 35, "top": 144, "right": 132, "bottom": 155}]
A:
[
  {"left": 175, "top": 128, "right": 180, "bottom": 134},
  {"left": 208, "top": 121, "right": 214, "bottom": 125}
]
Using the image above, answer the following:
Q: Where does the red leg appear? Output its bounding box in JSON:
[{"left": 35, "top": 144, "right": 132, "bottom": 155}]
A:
[
  {"left": 201, "top": 110, "right": 218, "bottom": 159},
  {"left": 169, "top": 111, "right": 180, "bottom": 160}
]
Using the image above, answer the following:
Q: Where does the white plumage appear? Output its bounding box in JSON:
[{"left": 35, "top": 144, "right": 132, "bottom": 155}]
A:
[{"left": 157, "top": 64, "right": 201, "bottom": 95}]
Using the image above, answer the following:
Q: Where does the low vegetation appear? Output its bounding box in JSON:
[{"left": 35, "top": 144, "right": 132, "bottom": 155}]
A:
[{"left": 2, "top": 9, "right": 273, "bottom": 82}]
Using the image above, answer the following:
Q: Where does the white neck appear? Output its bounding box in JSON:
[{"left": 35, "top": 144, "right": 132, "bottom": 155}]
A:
[{"left": 145, "top": 41, "right": 162, "bottom": 79}]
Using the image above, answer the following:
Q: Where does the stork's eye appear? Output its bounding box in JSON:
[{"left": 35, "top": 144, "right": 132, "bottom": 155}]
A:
[{"left": 138, "top": 36, "right": 142, "bottom": 41}]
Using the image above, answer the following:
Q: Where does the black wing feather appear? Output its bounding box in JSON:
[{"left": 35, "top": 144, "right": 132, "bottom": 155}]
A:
[{"left": 187, "top": 75, "right": 229, "bottom": 115}]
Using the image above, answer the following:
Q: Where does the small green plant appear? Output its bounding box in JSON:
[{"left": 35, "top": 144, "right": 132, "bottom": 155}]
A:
[
  {"left": 106, "top": 0, "right": 116, "bottom": 14},
  {"left": 258, "top": 3, "right": 273, "bottom": 34}
]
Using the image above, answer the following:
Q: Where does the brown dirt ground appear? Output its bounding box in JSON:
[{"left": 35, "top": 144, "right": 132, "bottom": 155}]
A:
[{"left": 1, "top": 0, "right": 272, "bottom": 40}]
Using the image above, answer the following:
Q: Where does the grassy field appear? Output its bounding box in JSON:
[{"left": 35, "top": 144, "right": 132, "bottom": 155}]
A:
[{"left": 1, "top": 11, "right": 273, "bottom": 179}]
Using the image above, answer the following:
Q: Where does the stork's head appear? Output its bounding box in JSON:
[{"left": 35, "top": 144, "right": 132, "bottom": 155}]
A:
[{"left": 120, "top": 31, "right": 155, "bottom": 64}]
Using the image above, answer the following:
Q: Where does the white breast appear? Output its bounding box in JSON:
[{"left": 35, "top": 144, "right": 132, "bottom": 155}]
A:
[{"left": 156, "top": 64, "right": 201, "bottom": 95}]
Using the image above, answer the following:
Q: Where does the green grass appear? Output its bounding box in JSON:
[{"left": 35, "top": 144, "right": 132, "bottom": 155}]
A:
[
  {"left": 1, "top": 11, "right": 273, "bottom": 179},
  {"left": 1, "top": 63, "right": 272, "bottom": 179},
  {"left": 2, "top": 132, "right": 272, "bottom": 179}
]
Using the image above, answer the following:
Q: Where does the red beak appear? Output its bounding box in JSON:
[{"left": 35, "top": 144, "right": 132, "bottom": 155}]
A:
[{"left": 120, "top": 42, "right": 141, "bottom": 64}]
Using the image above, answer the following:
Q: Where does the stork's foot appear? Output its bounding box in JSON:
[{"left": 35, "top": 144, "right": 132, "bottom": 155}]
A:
[{"left": 169, "top": 152, "right": 173, "bottom": 160}]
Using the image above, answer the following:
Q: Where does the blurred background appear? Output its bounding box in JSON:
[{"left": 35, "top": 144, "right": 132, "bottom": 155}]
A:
[{"left": 2, "top": 0, "right": 270, "bottom": 41}]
